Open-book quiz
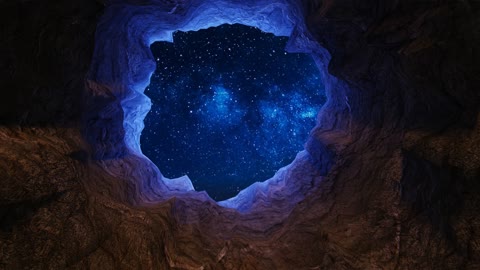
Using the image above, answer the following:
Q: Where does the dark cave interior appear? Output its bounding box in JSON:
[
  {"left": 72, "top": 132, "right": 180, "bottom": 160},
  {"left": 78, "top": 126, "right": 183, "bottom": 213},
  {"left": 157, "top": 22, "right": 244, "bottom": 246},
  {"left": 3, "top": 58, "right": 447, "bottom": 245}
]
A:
[{"left": 0, "top": 0, "right": 479, "bottom": 269}]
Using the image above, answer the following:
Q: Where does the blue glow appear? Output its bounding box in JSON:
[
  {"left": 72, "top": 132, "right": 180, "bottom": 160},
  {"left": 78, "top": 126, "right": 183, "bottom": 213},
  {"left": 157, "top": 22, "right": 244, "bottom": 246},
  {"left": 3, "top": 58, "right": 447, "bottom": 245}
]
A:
[
  {"left": 141, "top": 24, "right": 325, "bottom": 200},
  {"left": 300, "top": 108, "right": 317, "bottom": 118},
  {"left": 201, "top": 85, "right": 246, "bottom": 125}
]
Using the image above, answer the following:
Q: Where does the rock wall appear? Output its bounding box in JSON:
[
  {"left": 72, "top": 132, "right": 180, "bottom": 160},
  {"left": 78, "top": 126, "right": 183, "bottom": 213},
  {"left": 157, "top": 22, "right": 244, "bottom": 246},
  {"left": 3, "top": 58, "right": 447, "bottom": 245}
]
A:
[{"left": 0, "top": 0, "right": 479, "bottom": 269}]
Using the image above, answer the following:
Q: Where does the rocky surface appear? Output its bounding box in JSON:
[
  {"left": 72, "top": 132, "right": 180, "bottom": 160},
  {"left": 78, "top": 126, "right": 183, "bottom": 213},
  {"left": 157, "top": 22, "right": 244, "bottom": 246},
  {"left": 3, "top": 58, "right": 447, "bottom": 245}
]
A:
[{"left": 1, "top": 0, "right": 479, "bottom": 269}]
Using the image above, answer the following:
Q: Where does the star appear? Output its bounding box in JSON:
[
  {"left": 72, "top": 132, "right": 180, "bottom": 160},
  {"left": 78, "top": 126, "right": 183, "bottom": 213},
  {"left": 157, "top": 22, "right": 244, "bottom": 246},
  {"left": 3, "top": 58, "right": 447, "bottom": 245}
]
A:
[{"left": 141, "top": 24, "right": 326, "bottom": 201}]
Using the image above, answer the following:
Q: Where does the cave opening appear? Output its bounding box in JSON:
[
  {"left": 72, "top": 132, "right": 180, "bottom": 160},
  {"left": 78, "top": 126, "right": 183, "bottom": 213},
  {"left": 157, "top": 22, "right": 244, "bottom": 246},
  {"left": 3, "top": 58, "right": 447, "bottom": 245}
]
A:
[
  {"left": 141, "top": 24, "right": 326, "bottom": 201},
  {"left": 88, "top": 0, "right": 334, "bottom": 211}
]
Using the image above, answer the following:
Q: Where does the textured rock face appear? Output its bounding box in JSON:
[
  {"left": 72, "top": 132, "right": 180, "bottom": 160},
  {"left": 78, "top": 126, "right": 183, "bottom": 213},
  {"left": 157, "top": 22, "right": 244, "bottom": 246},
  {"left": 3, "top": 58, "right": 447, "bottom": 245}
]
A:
[{"left": 1, "top": 0, "right": 479, "bottom": 269}]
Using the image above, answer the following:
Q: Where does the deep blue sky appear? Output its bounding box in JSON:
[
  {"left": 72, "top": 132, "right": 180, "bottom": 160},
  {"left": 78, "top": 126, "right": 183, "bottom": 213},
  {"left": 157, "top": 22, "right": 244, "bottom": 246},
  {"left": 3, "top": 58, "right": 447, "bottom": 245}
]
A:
[{"left": 141, "top": 24, "right": 325, "bottom": 201}]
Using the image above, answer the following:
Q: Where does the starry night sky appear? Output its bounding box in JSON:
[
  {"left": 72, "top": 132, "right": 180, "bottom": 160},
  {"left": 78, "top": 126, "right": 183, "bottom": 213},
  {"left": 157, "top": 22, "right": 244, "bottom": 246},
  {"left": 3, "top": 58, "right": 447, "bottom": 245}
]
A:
[{"left": 141, "top": 24, "right": 325, "bottom": 201}]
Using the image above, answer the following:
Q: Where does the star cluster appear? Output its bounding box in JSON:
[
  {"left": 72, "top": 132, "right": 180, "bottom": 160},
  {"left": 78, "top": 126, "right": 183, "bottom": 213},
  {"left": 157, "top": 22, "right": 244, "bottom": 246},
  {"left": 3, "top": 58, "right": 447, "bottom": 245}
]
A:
[{"left": 141, "top": 24, "right": 325, "bottom": 200}]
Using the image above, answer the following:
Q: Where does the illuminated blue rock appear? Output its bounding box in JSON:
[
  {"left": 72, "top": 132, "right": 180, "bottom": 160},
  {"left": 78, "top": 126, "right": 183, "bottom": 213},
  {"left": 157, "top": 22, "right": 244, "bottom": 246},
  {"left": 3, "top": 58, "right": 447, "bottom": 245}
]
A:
[{"left": 162, "top": 175, "right": 195, "bottom": 192}]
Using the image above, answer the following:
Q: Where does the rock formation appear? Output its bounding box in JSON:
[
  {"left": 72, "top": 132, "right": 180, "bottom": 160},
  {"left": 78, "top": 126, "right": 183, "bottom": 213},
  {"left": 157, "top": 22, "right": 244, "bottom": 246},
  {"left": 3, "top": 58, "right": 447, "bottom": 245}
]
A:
[{"left": 1, "top": 0, "right": 479, "bottom": 269}]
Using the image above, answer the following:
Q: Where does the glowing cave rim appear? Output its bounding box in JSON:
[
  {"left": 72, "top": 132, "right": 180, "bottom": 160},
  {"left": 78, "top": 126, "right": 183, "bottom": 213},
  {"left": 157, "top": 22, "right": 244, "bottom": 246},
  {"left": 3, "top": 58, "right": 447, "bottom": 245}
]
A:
[{"left": 89, "top": 0, "right": 334, "bottom": 211}]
